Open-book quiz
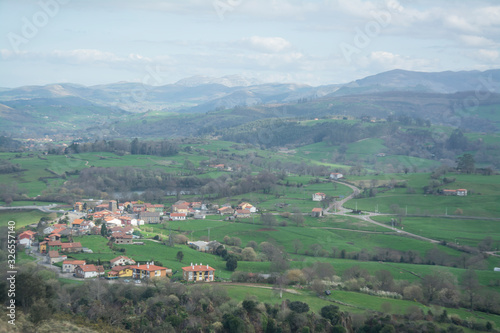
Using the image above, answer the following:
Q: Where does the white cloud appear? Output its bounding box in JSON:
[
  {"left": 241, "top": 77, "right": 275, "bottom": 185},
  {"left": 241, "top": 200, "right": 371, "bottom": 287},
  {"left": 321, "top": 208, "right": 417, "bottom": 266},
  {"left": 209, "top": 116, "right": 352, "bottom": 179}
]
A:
[
  {"left": 474, "top": 49, "right": 499, "bottom": 62},
  {"left": 459, "top": 35, "right": 497, "bottom": 48},
  {"left": 355, "top": 51, "right": 437, "bottom": 72},
  {"left": 242, "top": 36, "right": 292, "bottom": 53}
]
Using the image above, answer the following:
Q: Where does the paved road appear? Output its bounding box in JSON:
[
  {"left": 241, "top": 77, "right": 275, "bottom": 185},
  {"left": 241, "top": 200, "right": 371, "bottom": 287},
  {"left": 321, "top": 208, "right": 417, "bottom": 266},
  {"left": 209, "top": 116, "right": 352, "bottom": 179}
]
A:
[
  {"left": 325, "top": 181, "right": 440, "bottom": 244},
  {"left": 0, "top": 204, "right": 59, "bottom": 212}
]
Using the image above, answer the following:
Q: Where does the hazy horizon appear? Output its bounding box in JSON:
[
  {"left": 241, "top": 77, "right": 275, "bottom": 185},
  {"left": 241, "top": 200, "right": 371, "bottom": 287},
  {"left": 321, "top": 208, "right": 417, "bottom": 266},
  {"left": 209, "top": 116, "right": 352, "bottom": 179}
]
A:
[{"left": 1, "top": 0, "right": 499, "bottom": 88}]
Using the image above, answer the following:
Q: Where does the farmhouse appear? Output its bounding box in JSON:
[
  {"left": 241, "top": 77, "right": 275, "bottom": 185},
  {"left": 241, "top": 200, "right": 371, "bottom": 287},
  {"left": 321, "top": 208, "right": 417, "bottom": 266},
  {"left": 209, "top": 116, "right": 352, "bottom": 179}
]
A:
[
  {"left": 170, "top": 213, "right": 187, "bottom": 221},
  {"left": 47, "top": 251, "right": 67, "bottom": 264},
  {"left": 182, "top": 263, "right": 216, "bottom": 282},
  {"left": 443, "top": 189, "right": 468, "bottom": 196},
  {"left": 237, "top": 202, "right": 257, "bottom": 213},
  {"left": 172, "top": 204, "right": 189, "bottom": 214},
  {"left": 110, "top": 255, "right": 136, "bottom": 267},
  {"left": 62, "top": 260, "right": 86, "bottom": 273},
  {"left": 217, "top": 206, "right": 234, "bottom": 215},
  {"left": 312, "top": 192, "right": 326, "bottom": 201},
  {"left": 61, "top": 242, "right": 82, "bottom": 253},
  {"left": 235, "top": 209, "right": 251, "bottom": 218},
  {"left": 72, "top": 219, "right": 85, "bottom": 229},
  {"left": 17, "top": 230, "right": 37, "bottom": 248},
  {"left": 114, "top": 234, "right": 133, "bottom": 244},
  {"left": 311, "top": 208, "right": 323, "bottom": 217},
  {"left": 75, "top": 264, "right": 105, "bottom": 279},
  {"left": 139, "top": 211, "right": 161, "bottom": 224},
  {"left": 330, "top": 172, "right": 343, "bottom": 180},
  {"left": 132, "top": 262, "right": 171, "bottom": 280}
]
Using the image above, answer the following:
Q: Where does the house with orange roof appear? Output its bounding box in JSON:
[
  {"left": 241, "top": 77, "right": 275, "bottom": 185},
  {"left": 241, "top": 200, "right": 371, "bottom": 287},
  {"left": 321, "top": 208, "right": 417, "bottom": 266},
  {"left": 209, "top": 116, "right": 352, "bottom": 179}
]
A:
[
  {"left": 72, "top": 219, "right": 84, "bottom": 228},
  {"left": 39, "top": 241, "right": 47, "bottom": 254},
  {"left": 217, "top": 206, "right": 234, "bottom": 215},
  {"left": 330, "top": 172, "right": 343, "bottom": 180},
  {"left": 172, "top": 204, "right": 189, "bottom": 214},
  {"left": 457, "top": 189, "right": 468, "bottom": 196},
  {"left": 48, "top": 233, "right": 61, "bottom": 242},
  {"left": 237, "top": 202, "right": 257, "bottom": 212},
  {"left": 75, "top": 264, "right": 105, "bottom": 278},
  {"left": 47, "top": 251, "right": 67, "bottom": 264},
  {"left": 107, "top": 265, "right": 133, "bottom": 278},
  {"left": 311, "top": 207, "right": 323, "bottom": 217},
  {"left": 18, "top": 230, "right": 37, "bottom": 248},
  {"left": 61, "top": 242, "right": 82, "bottom": 253},
  {"left": 132, "top": 262, "right": 172, "bottom": 280},
  {"left": 170, "top": 213, "right": 186, "bottom": 221},
  {"left": 110, "top": 255, "right": 136, "bottom": 267},
  {"left": 235, "top": 209, "right": 251, "bottom": 218},
  {"left": 182, "top": 263, "right": 215, "bottom": 282},
  {"left": 312, "top": 192, "right": 326, "bottom": 201},
  {"left": 62, "top": 260, "right": 86, "bottom": 273},
  {"left": 74, "top": 202, "right": 84, "bottom": 212},
  {"left": 48, "top": 240, "right": 63, "bottom": 251}
]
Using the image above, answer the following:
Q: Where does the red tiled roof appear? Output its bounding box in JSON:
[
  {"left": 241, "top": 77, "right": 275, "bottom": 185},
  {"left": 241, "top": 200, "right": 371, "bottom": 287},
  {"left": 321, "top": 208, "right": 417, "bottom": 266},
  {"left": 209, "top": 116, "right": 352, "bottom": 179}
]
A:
[
  {"left": 110, "top": 255, "right": 135, "bottom": 263},
  {"left": 48, "top": 250, "right": 62, "bottom": 258},
  {"left": 171, "top": 213, "right": 186, "bottom": 217},
  {"left": 236, "top": 209, "right": 251, "bottom": 214},
  {"left": 312, "top": 208, "right": 323, "bottom": 212},
  {"left": 111, "top": 265, "right": 130, "bottom": 272},
  {"left": 48, "top": 240, "right": 63, "bottom": 246},
  {"left": 133, "top": 264, "right": 168, "bottom": 272},
  {"left": 182, "top": 264, "right": 215, "bottom": 272},
  {"left": 315, "top": 192, "right": 326, "bottom": 196},
  {"left": 72, "top": 219, "right": 84, "bottom": 225},
  {"left": 63, "top": 260, "right": 85, "bottom": 265},
  {"left": 61, "top": 242, "right": 82, "bottom": 249},
  {"left": 77, "top": 264, "right": 97, "bottom": 272}
]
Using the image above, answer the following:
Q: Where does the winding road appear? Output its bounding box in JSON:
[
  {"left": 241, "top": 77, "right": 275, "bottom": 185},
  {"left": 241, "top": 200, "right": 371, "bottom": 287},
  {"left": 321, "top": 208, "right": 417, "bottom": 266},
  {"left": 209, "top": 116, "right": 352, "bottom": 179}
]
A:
[{"left": 325, "top": 181, "right": 440, "bottom": 244}]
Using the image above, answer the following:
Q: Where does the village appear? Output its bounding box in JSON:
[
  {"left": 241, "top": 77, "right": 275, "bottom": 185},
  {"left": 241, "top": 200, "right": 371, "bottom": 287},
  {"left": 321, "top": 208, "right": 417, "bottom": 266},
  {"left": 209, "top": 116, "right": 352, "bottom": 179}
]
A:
[
  {"left": 16, "top": 197, "right": 265, "bottom": 283},
  {"left": 15, "top": 170, "right": 470, "bottom": 285}
]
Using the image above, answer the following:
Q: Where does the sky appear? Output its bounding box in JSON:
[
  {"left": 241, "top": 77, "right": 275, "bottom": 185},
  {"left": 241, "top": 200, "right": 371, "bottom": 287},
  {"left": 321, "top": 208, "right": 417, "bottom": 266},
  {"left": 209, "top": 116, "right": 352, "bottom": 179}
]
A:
[{"left": 0, "top": 0, "right": 499, "bottom": 88}]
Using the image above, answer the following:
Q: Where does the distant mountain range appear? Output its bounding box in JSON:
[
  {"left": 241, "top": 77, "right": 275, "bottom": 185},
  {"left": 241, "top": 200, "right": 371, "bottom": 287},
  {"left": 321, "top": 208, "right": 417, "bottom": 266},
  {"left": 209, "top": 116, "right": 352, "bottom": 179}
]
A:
[{"left": 1, "top": 69, "right": 499, "bottom": 138}]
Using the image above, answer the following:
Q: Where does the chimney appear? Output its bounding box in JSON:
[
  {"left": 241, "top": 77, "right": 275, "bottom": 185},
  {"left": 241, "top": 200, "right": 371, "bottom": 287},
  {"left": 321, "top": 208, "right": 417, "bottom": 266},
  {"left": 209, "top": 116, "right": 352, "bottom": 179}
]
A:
[
  {"left": 151, "top": 261, "right": 154, "bottom": 266},
  {"left": 147, "top": 263, "right": 149, "bottom": 269},
  {"left": 207, "top": 264, "right": 209, "bottom": 269}
]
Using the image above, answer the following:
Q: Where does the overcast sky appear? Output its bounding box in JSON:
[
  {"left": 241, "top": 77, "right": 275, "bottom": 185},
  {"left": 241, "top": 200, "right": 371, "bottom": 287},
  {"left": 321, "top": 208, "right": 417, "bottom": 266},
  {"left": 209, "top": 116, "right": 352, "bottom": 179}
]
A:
[{"left": 1, "top": 0, "right": 499, "bottom": 88}]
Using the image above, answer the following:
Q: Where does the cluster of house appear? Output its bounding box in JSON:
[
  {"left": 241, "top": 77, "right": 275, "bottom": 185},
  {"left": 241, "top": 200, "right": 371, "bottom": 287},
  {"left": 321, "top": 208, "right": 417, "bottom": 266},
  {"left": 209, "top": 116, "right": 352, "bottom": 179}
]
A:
[
  {"left": 216, "top": 202, "right": 257, "bottom": 219},
  {"left": 442, "top": 189, "right": 468, "bottom": 196},
  {"left": 61, "top": 255, "right": 216, "bottom": 282}
]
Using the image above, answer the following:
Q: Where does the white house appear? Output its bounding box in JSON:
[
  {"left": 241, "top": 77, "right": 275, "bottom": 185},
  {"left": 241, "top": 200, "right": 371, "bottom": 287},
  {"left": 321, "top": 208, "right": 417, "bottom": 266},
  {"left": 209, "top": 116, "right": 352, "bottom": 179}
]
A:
[
  {"left": 62, "top": 260, "right": 86, "bottom": 273},
  {"left": 170, "top": 213, "right": 186, "bottom": 221},
  {"left": 110, "top": 255, "right": 136, "bottom": 267},
  {"left": 330, "top": 173, "right": 343, "bottom": 180},
  {"left": 456, "top": 189, "right": 468, "bottom": 196},
  {"left": 74, "top": 264, "right": 104, "bottom": 278},
  {"left": 312, "top": 192, "right": 326, "bottom": 201}
]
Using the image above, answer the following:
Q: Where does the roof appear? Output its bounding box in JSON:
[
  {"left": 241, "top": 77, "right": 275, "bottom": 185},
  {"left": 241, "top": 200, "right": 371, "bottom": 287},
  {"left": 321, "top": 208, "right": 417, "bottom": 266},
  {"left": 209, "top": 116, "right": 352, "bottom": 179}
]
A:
[
  {"left": 48, "top": 240, "right": 63, "bottom": 246},
  {"left": 218, "top": 206, "right": 233, "bottom": 211},
  {"left": 111, "top": 265, "right": 130, "bottom": 272},
  {"left": 236, "top": 209, "right": 251, "bottom": 214},
  {"left": 171, "top": 213, "right": 186, "bottom": 217},
  {"left": 189, "top": 241, "right": 208, "bottom": 248},
  {"left": 110, "top": 255, "right": 135, "bottom": 263},
  {"left": 443, "top": 189, "right": 457, "bottom": 192},
  {"left": 312, "top": 208, "right": 323, "bottom": 212},
  {"left": 61, "top": 242, "right": 82, "bottom": 249},
  {"left": 20, "top": 230, "right": 37, "bottom": 236},
  {"left": 457, "top": 189, "right": 467, "bottom": 191},
  {"left": 182, "top": 264, "right": 215, "bottom": 272},
  {"left": 314, "top": 192, "right": 326, "bottom": 196},
  {"left": 72, "top": 219, "right": 84, "bottom": 225},
  {"left": 63, "top": 260, "right": 86, "bottom": 265},
  {"left": 77, "top": 264, "right": 97, "bottom": 272},
  {"left": 133, "top": 264, "right": 168, "bottom": 272},
  {"left": 48, "top": 250, "right": 63, "bottom": 258}
]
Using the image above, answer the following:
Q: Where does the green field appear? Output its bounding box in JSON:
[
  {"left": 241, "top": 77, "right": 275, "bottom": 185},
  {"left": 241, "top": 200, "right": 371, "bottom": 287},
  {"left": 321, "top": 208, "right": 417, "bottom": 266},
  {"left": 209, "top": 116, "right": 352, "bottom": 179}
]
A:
[{"left": 0, "top": 209, "right": 57, "bottom": 228}]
